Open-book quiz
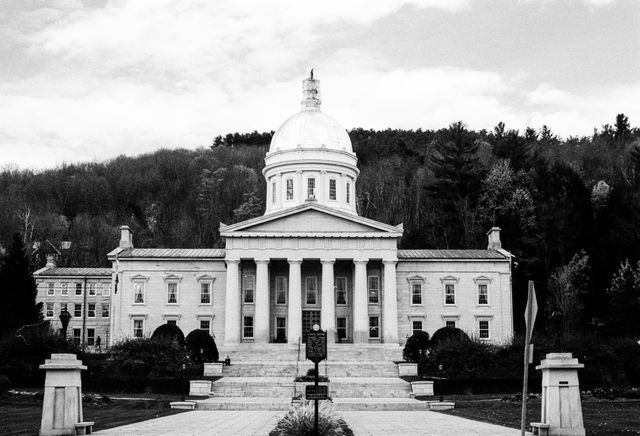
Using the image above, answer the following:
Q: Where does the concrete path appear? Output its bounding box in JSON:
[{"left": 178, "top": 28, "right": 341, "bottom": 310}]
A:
[{"left": 93, "top": 409, "right": 531, "bottom": 436}]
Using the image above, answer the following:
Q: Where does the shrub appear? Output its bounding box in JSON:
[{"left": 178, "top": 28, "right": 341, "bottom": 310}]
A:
[
  {"left": 151, "top": 324, "right": 185, "bottom": 345},
  {"left": 429, "top": 327, "right": 471, "bottom": 349},
  {"left": 185, "top": 330, "right": 219, "bottom": 363},
  {"left": 269, "top": 401, "right": 353, "bottom": 436},
  {"left": 105, "top": 337, "right": 193, "bottom": 378},
  {"left": 0, "top": 374, "right": 10, "bottom": 395},
  {"left": 402, "top": 330, "right": 430, "bottom": 363}
]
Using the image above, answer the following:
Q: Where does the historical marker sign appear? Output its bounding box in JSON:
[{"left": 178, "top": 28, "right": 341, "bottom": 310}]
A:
[
  {"left": 305, "top": 385, "right": 328, "bottom": 400},
  {"left": 306, "top": 328, "right": 327, "bottom": 363}
]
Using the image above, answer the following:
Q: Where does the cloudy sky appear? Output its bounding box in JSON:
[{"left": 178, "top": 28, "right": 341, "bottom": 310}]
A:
[{"left": 1, "top": 0, "right": 639, "bottom": 169}]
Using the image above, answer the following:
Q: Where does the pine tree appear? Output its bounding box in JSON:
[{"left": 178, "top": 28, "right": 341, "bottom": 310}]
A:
[{"left": 0, "top": 233, "right": 42, "bottom": 337}]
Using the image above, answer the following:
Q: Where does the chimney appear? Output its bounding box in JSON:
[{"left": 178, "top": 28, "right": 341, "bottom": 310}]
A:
[
  {"left": 45, "top": 254, "right": 56, "bottom": 268},
  {"left": 119, "top": 225, "right": 134, "bottom": 249},
  {"left": 487, "top": 227, "right": 502, "bottom": 250}
]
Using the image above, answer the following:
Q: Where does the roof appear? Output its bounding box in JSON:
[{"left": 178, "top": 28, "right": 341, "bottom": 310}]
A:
[
  {"left": 34, "top": 267, "right": 112, "bottom": 277},
  {"left": 397, "top": 249, "right": 508, "bottom": 260},
  {"left": 115, "top": 248, "right": 226, "bottom": 259}
]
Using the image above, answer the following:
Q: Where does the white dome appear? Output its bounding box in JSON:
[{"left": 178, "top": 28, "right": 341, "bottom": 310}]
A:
[{"left": 268, "top": 110, "right": 353, "bottom": 153}]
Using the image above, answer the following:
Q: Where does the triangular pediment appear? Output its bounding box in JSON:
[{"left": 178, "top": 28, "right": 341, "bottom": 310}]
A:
[{"left": 220, "top": 204, "right": 403, "bottom": 237}]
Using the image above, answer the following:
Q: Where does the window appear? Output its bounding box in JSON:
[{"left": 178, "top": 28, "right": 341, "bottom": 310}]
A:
[
  {"left": 445, "top": 284, "right": 456, "bottom": 305},
  {"left": 60, "top": 303, "right": 68, "bottom": 313},
  {"left": 479, "top": 320, "right": 490, "bottom": 339},
  {"left": 200, "top": 320, "right": 210, "bottom": 333},
  {"left": 275, "top": 276, "right": 287, "bottom": 305},
  {"left": 87, "top": 329, "right": 95, "bottom": 346},
  {"left": 73, "top": 329, "right": 81, "bottom": 345},
  {"left": 75, "top": 283, "right": 82, "bottom": 296},
  {"left": 368, "top": 276, "right": 380, "bottom": 304},
  {"left": 74, "top": 303, "right": 82, "bottom": 317},
  {"left": 88, "top": 283, "right": 96, "bottom": 296},
  {"left": 101, "top": 303, "right": 109, "bottom": 317},
  {"left": 305, "top": 276, "right": 317, "bottom": 305},
  {"left": 46, "top": 303, "right": 54, "bottom": 317},
  {"left": 346, "top": 181, "right": 351, "bottom": 203},
  {"left": 445, "top": 320, "right": 456, "bottom": 329},
  {"left": 271, "top": 181, "right": 276, "bottom": 204},
  {"left": 61, "top": 283, "right": 68, "bottom": 296},
  {"left": 276, "top": 317, "right": 286, "bottom": 342},
  {"left": 369, "top": 316, "right": 379, "bottom": 338},
  {"left": 101, "top": 283, "right": 110, "bottom": 296},
  {"left": 167, "top": 282, "right": 178, "bottom": 304},
  {"left": 336, "top": 277, "right": 347, "bottom": 305},
  {"left": 133, "top": 282, "right": 145, "bottom": 304},
  {"left": 133, "top": 319, "right": 144, "bottom": 338},
  {"left": 307, "top": 178, "right": 316, "bottom": 199},
  {"left": 337, "top": 317, "right": 347, "bottom": 341},
  {"left": 411, "top": 283, "right": 422, "bottom": 305},
  {"left": 411, "top": 320, "right": 423, "bottom": 335},
  {"left": 167, "top": 320, "right": 177, "bottom": 326},
  {"left": 88, "top": 304, "right": 96, "bottom": 318},
  {"left": 243, "top": 316, "right": 254, "bottom": 338},
  {"left": 478, "top": 284, "right": 488, "bottom": 305},
  {"left": 329, "top": 179, "right": 336, "bottom": 200},
  {"left": 200, "top": 282, "right": 211, "bottom": 304},
  {"left": 47, "top": 282, "right": 55, "bottom": 296},
  {"left": 286, "top": 179, "right": 294, "bottom": 200},
  {"left": 243, "top": 275, "right": 255, "bottom": 303}
]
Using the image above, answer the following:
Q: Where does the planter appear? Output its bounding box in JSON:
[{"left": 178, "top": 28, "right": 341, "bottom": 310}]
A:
[
  {"left": 398, "top": 363, "right": 418, "bottom": 376},
  {"left": 411, "top": 381, "right": 434, "bottom": 396},
  {"left": 189, "top": 380, "right": 212, "bottom": 396},
  {"left": 203, "top": 362, "right": 223, "bottom": 376},
  {"left": 428, "top": 401, "right": 455, "bottom": 411}
]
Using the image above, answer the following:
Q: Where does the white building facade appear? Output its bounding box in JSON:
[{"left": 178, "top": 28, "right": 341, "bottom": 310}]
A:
[{"left": 107, "top": 74, "right": 514, "bottom": 347}]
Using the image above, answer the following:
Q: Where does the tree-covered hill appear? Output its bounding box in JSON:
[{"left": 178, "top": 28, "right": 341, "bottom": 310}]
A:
[{"left": 1, "top": 115, "right": 639, "bottom": 334}]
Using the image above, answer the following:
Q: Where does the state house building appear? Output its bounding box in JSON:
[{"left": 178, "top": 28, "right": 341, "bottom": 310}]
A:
[{"left": 106, "top": 74, "right": 514, "bottom": 348}]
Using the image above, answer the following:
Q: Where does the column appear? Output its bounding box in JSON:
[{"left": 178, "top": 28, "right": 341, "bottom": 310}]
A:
[
  {"left": 353, "top": 258, "right": 368, "bottom": 343},
  {"left": 254, "top": 258, "right": 270, "bottom": 343},
  {"left": 382, "top": 259, "right": 399, "bottom": 344},
  {"left": 321, "top": 258, "right": 336, "bottom": 343},
  {"left": 224, "top": 259, "right": 241, "bottom": 344},
  {"left": 287, "top": 258, "right": 303, "bottom": 344}
]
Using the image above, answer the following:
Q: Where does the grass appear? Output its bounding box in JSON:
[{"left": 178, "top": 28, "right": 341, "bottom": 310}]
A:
[
  {"left": 424, "top": 394, "right": 640, "bottom": 436},
  {"left": 0, "top": 392, "right": 186, "bottom": 436}
]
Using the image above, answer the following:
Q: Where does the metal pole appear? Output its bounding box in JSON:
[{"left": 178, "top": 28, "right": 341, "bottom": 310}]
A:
[
  {"left": 314, "top": 361, "right": 319, "bottom": 436},
  {"left": 520, "top": 338, "right": 530, "bottom": 436}
]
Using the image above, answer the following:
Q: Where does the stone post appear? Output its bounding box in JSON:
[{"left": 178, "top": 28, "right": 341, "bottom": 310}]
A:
[
  {"left": 39, "top": 353, "right": 87, "bottom": 436},
  {"left": 254, "top": 258, "right": 270, "bottom": 343},
  {"left": 320, "top": 258, "right": 336, "bottom": 343},
  {"left": 287, "top": 258, "right": 303, "bottom": 344},
  {"left": 224, "top": 259, "right": 241, "bottom": 344},
  {"left": 533, "top": 353, "right": 585, "bottom": 436},
  {"left": 353, "top": 258, "right": 368, "bottom": 343}
]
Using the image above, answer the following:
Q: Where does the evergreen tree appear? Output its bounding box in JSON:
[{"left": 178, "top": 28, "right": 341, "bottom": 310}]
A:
[
  {"left": 606, "top": 260, "right": 640, "bottom": 335},
  {"left": 0, "top": 233, "right": 42, "bottom": 337}
]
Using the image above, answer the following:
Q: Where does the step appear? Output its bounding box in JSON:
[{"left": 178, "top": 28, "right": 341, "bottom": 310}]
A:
[
  {"left": 218, "top": 344, "right": 403, "bottom": 362},
  {"left": 332, "top": 397, "right": 429, "bottom": 411},
  {"left": 210, "top": 377, "right": 294, "bottom": 398},
  {"left": 195, "top": 397, "right": 291, "bottom": 411},
  {"left": 221, "top": 360, "right": 400, "bottom": 378},
  {"left": 328, "top": 377, "right": 411, "bottom": 398}
]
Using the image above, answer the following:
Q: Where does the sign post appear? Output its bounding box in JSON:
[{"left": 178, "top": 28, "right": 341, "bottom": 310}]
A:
[
  {"left": 306, "top": 324, "right": 327, "bottom": 436},
  {"left": 521, "top": 281, "right": 538, "bottom": 436}
]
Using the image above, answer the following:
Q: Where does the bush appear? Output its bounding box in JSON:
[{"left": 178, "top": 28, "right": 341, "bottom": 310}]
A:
[
  {"left": 269, "top": 401, "right": 353, "bottom": 436},
  {"left": 185, "top": 330, "right": 219, "bottom": 363},
  {"left": 0, "top": 374, "right": 11, "bottom": 395},
  {"left": 151, "top": 324, "right": 185, "bottom": 345},
  {"left": 402, "top": 330, "right": 430, "bottom": 363},
  {"left": 105, "top": 337, "right": 194, "bottom": 378},
  {"left": 429, "top": 327, "right": 471, "bottom": 349}
]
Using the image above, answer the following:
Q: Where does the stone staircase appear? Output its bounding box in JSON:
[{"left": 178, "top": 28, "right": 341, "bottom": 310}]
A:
[{"left": 194, "top": 343, "right": 428, "bottom": 411}]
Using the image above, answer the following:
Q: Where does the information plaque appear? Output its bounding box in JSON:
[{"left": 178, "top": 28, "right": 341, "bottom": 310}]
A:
[
  {"left": 305, "top": 329, "right": 327, "bottom": 363},
  {"left": 305, "top": 385, "right": 329, "bottom": 400}
]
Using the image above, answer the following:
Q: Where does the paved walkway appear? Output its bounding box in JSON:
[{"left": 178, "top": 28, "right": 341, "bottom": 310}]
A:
[{"left": 93, "top": 409, "right": 531, "bottom": 436}]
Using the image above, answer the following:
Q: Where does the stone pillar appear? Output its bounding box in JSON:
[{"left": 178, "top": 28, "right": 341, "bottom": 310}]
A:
[
  {"left": 321, "top": 258, "right": 336, "bottom": 343},
  {"left": 353, "top": 258, "right": 369, "bottom": 343},
  {"left": 39, "top": 353, "right": 87, "bottom": 436},
  {"left": 535, "top": 353, "right": 585, "bottom": 436},
  {"left": 254, "top": 258, "right": 270, "bottom": 343},
  {"left": 382, "top": 259, "right": 399, "bottom": 344},
  {"left": 288, "top": 258, "right": 303, "bottom": 344},
  {"left": 224, "top": 259, "right": 241, "bottom": 344}
]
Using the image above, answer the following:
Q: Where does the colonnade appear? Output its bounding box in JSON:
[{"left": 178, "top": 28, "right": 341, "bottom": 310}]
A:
[{"left": 224, "top": 257, "right": 398, "bottom": 345}]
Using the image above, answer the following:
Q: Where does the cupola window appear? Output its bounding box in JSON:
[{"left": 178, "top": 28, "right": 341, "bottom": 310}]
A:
[
  {"left": 329, "top": 179, "right": 336, "bottom": 200},
  {"left": 286, "top": 179, "right": 294, "bottom": 200},
  {"left": 346, "top": 181, "right": 351, "bottom": 204},
  {"left": 307, "top": 178, "right": 316, "bottom": 200}
]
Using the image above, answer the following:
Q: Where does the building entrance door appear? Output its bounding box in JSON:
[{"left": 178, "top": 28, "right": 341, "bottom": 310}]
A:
[{"left": 302, "top": 310, "right": 321, "bottom": 342}]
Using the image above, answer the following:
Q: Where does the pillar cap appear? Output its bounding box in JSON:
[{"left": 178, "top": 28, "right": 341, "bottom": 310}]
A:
[
  {"left": 39, "top": 353, "right": 87, "bottom": 370},
  {"left": 536, "top": 352, "right": 584, "bottom": 370}
]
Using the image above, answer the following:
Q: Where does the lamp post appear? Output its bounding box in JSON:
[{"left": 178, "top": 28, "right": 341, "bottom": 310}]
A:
[{"left": 59, "top": 310, "right": 71, "bottom": 340}]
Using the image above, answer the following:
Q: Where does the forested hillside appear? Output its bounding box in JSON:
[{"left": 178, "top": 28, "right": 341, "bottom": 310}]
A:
[{"left": 1, "top": 115, "right": 640, "bottom": 334}]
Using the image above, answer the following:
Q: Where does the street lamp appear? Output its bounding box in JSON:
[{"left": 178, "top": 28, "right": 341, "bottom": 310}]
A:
[{"left": 59, "top": 310, "right": 71, "bottom": 340}]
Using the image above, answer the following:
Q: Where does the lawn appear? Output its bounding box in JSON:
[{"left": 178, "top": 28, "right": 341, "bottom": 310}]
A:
[
  {"left": 428, "top": 394, "right": 640, "bottom": 436},
  {"left": 0, "top": 392, "right": 186, "bottom": 436}
]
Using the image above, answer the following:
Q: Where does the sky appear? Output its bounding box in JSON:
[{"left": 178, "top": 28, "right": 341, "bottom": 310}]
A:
[{"left": 0, "top": 0, "right": 639, "bottom": 169}]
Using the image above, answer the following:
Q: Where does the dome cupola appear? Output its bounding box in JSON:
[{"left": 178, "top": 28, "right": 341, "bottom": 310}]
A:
[{"left": 263, "top": 72, "right": 359, "bottom": 215}]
